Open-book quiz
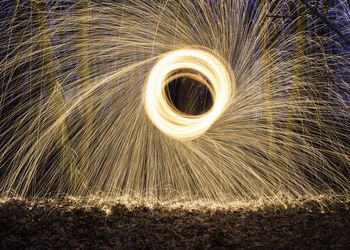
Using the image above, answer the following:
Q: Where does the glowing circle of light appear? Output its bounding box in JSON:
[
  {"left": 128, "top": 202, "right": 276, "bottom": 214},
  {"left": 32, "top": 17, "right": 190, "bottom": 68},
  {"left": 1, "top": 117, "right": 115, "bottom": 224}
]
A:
[{"left": 144, "top": 48, "right": 234, "bottom": 140}]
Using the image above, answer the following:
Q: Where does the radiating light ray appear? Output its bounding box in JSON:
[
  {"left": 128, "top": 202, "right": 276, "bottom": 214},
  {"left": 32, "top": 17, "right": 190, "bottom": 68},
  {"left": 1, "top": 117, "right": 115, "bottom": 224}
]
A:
[{"left": 0, "top": 0, "right": 349, "bottom": 203}]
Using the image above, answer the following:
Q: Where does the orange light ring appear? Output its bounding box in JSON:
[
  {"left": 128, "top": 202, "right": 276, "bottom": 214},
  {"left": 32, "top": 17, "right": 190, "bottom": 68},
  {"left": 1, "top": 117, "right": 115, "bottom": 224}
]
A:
[{"left": 144, "top": 48, "right": 234, "bottom": 140}]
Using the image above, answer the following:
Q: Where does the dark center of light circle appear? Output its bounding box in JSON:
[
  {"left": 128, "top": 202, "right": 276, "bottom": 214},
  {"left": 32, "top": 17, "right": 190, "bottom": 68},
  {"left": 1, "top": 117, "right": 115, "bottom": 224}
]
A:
[{"left": 165, "top": 76, "right": 213, "bottom": 116}]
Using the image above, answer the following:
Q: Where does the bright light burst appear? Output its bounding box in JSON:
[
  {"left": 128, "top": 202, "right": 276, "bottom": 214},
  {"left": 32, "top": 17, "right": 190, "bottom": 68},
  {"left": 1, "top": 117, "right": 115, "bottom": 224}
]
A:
[
  {"left": 0, "top": 0, "right": 349, "bottom": 203},
  {"left": 144, "top": 48, "right": 233, "bottom": 140}
]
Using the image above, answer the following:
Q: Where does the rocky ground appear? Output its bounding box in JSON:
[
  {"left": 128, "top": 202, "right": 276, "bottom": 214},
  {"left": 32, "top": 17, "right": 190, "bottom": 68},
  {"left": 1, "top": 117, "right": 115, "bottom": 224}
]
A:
[{"left": 0, "top": 196, "right": 349, "bottom": 249}]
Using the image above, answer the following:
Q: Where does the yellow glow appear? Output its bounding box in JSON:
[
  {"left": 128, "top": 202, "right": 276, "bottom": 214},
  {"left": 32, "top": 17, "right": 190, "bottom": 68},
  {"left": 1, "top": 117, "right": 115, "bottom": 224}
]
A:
[
  {"left": 1, "top": 0, "right": 350, "bottom": 203},
  {"left": 143, "top": 48, "right": 234, "bottom": 140}
]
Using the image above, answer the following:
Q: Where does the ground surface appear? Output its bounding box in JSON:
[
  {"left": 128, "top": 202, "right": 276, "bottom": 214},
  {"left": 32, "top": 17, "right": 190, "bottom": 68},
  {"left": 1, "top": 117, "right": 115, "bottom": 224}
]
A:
[{"left": 0, "top": 196, "right": 349, "bottom": 249}]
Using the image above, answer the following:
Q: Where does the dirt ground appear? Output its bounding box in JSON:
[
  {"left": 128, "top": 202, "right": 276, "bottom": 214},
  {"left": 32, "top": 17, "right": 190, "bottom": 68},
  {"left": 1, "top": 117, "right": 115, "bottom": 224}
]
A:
[{"left": 0, "top": 196, "right": 349, "bottom": 249}]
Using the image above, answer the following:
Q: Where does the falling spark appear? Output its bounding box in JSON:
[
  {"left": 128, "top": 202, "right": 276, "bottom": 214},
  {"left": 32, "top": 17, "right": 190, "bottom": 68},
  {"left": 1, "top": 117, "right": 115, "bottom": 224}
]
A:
[{"left": 0, "top": 0, "right": 349, "bottom": 203}]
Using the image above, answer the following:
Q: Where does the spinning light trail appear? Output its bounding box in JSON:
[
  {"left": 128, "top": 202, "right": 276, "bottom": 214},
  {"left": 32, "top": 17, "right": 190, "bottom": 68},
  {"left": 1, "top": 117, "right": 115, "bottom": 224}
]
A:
[
  {"left": 144, "top": 48, "right": 233, "bottom": 140},
  {"left": 0, "top": 0, "right": 349, "bottom": 203}
]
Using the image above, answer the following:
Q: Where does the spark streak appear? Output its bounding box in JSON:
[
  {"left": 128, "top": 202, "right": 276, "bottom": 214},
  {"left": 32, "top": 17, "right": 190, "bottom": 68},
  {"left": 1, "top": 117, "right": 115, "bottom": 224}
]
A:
[{"left": 0, "top": 0, "right": 349, "bottom": 203}]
